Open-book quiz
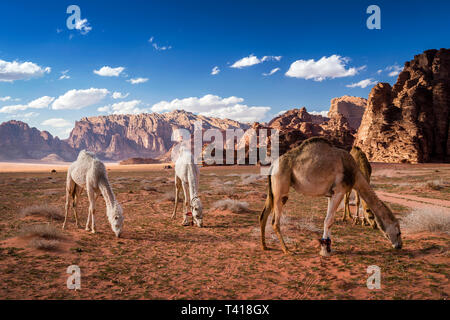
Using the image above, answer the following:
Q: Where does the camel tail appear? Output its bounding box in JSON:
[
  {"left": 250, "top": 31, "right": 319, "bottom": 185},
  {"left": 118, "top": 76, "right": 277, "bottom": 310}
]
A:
[{"left": 352, "top": 171, "right": 398, "bottom": 232}]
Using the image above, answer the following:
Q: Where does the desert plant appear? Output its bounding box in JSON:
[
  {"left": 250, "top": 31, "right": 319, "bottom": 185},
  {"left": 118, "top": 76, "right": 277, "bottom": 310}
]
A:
[
  {"left": 19, "top": 205, "right": 64, "bottom": 221},
  {"left": 19, "top": 224, "right": 64, "bottom": 240},
  {"left": 400, "top": 208, "right": 450, "bottom": 235},
  {"left": 240, "top": 174, "right": 264, "bottom": 185},
  {"left": 212, "top": 199, "right": 249, "bottom": 213},
  {"left": 426, "top": 180, "right": 445, "bottom": 191},
  {"left": 29, "top": 239, "right": 60, "bottom": 251}
]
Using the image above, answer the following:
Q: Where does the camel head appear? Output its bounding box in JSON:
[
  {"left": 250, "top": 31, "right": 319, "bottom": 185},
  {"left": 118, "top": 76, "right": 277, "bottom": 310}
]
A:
[
  {"left": 108, "top": 202, "right": 124, "bottom": 237},
  {"left": 375, "top": 205, "right": 402, "bottom": 249},
  {"left": 191, "top": 197, "right": 203, "bottom": 228}
]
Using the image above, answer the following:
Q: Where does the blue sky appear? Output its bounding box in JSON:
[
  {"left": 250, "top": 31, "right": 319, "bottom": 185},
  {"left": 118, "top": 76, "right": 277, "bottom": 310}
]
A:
[{"left": 0, "top": 0, "right": 449, "bottom": 138}]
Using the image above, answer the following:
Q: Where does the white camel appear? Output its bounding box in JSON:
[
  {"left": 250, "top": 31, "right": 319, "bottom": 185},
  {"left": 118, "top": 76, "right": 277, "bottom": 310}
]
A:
[
  {"left": 172, "top": 147, "right": 203, "bottom": 227},
  {"left": 63, "top": 150, "right": 124, "bottom": 237}
]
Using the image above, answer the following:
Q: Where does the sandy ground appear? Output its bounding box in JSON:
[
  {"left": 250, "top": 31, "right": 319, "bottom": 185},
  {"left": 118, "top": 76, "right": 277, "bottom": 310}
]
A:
[
  {"left": 0, "top": 162, "right": 448, "bottom": 299},
  {"left": 0, "top": 161, "right": 172, "bottom": 173}
]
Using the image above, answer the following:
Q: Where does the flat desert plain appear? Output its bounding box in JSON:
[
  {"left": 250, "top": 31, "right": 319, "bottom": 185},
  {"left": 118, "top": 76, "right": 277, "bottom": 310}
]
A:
[{"left": 0, "top": 162, "right": 449, "bottom": 299}]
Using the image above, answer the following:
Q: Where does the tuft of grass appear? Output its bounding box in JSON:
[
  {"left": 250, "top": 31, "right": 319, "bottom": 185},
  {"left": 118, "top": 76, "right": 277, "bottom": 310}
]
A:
[
  {"left": 212, "top": 199, "right": 249, "bottom": 213},
  {"left": 19, "top": 205, "right": 64, "bottom": 221},
  {"left": 19, "top": 224, "right": 64, "bottom": 240},
  {"left": 400, "top": 208, "right": 450, "bottom": 235},
  {"left": 160, "top": 192, "right": 175, "bottom": 202},
  {"left": 426, "top": 180, "right": 444, "bottom": 191},
  {"left": 240, "top": 174, "right": 264, "bottom": 185},
  {"left": 141, "top": 185, "right": 158, "bottom": 192},
  {"left": 29, "top": 239, "right": 60, "bottom": 251}
]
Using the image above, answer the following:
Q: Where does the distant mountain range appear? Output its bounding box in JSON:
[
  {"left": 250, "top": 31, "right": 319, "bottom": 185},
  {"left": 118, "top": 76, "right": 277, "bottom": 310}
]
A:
[{"left": 1, "top": 49, "right": 448, "bottom": 163}]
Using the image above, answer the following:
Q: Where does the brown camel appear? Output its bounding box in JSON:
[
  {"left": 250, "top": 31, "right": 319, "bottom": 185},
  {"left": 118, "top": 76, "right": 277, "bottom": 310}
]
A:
[
  {"left": 259, "top": 137, "right": 402, "bottom": 256},
  {"left": 342, "top": 146, "right": 378, "bottom": 229}
]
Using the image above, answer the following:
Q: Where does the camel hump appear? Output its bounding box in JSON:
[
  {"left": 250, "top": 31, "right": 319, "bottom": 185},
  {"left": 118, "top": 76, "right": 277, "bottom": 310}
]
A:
[{"left": 77, "top": 149, "right": 97, "bottom": 161}]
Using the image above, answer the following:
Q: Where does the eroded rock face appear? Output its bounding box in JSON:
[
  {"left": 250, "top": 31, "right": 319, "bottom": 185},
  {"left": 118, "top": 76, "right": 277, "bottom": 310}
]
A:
[
  {"left": 328, "top": 96, "right": 367, "bottom": 130},
  {"left": 355, "top": 49, "right": 450, "bottom": 163},
  {"left": 0, "top": 120, "right": 76, "bottom": 161},
  {"left": 68, "top": 110, "right": 249, "bottom": 160}
]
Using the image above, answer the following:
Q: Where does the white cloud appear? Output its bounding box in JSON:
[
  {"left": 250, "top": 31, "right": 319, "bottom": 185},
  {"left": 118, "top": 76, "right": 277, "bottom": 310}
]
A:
[
  {"left": 346, "top": 78, "right": 378, "bottom": 88},
  {"left": 285, "top": 55, "right": 362, "bottom": 81},
  {"left": 148, "top": 36, "right": 172, "bottom": 51},
  {"left": 230, "top": 54, "right": 282, "bottom": 69},
  {"left": 75, "top": 18, "right": 92, "bottom": 35},
  {"left": 127, "top": 77, "right": 148, "bottom": 84},
  {"left": 112, "top": 91, "right": 129, "bottom": 99},
  {"left": 93, "top": 66, "right": 125, "bottom": 77},
  {"left": 386, "top": 65, "right": 403, "bottom": 77},
  {"left": 0, "top": 96, "right": 11, "bottom": 102},
  {"left": 0, "top": 96, "right": 55, "bottom": 113},
  {"left": 59, "top": 70, "right": 70, "bottom": 80},
  {"left": 309, "top": 110, "right": 329, "bottom": 117},
  {"left": 0, "top": 59, "right": 51, "bottom": 82},
  {"left": 98, "top": 100, "right": 147, "bottom": 115},
  {"left": 151, "top": 94, "right": 270, "bottom": 123},
  {"left": 211, "top": 66, "right": 220, "bottom": 75},
  {"left": 263, "top": 67, "right": 280, "bottom": 76},
  {"left": 52, "top": 88, "right": 109, "bottom": 110},
  {"left": 41, "top": 118, "right": 72, "bottom": 128}
]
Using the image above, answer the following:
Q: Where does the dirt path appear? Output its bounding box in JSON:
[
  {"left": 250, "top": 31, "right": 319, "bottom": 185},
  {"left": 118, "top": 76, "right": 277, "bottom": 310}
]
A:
[{"left": 376, "top": 191, "right": 450, "bottom": 213}]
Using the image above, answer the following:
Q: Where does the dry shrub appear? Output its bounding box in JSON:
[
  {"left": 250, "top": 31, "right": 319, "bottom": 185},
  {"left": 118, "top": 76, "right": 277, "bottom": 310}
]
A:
[
  {"left": 212, "top": 199, "right": 249, "bottom": 213},
  {"left": 29, "top": 239, "right": 60, "bottom": 251},
  {"left": 19, "top": 224, "right": 64, "bottom": 240},
  {"left": 19, "top": 205, "right": 64, "bottom": 221},
  {"left": 372, "top": 169, "right": 399, "bottom": 178},
  {"left": 160, "top": 192, "right": 175, "bottom": 202},
  {"left": 297, "top": 217, "right": 321, "bottom": 233},
  {"left": 240, "top": 174, "right": 265, "bottom": 185},
  {"left": 426, "top": 180, "right": 445, "bottom": 191},
  {"left": 141, "top": 185, "right": 158, "bottom": 192},
  {"left": 400, "top": 208, "right": 450, "bottom": 235},
  {"left": 215, "top": 186, "right": 235, "bottom": 197}
]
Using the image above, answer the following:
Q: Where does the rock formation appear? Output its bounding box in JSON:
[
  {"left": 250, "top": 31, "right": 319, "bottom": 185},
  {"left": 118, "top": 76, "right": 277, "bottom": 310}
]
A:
[
  {"left": 328, "top": 96, "right": 367, "bottom": 130},
  {"left": 0, "top": 120, "right": 76, "bottom": 161},
  {"left": 355, "top": 48, "right": 450, "bottom": 163},
  {"left": 68, "top": 110, "right": 249, "bottom": 160}
]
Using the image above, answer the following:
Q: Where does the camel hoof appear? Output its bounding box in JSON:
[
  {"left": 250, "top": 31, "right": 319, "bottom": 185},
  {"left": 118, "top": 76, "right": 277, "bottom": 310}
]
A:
[
  {"left": 320, "top": 247, "right": 332, "bottom": 257},
  {"left": 91, "top": 230, "right": 96, "bottom": 234}
]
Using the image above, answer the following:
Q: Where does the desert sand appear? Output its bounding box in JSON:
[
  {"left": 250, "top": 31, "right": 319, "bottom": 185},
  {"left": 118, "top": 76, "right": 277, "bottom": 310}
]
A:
[{"left": 0, "top": 162, "right": 448, "bottom": 299}]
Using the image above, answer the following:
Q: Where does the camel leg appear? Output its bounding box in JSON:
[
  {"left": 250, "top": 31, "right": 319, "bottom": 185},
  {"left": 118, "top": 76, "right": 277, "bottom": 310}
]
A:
[
  {"left": 353, "top": 192, "right": 361, "bottom": 225},
  {"left": 181, "top": 181, "right": 190, "bottom": 226},
  {"left": 342, "top": 191, "right": 350, "bottom": 221},
  {"left": 259, "top": 202, "right": 271, "bottom": 251},
  {"left": 63, "top": 183, "right": 72, "bottom": 230},
  {"left": 272, "top": 195, "right": 290, "bottom": 255},
  {"left": 72, "top": 187, "right": 82, "bottom": 228},
  {"left": 87, "top": 185, "right": 96, "bottom": 234},
  {"left": 172, "top": 177, "right": 181, "bottom": 219},
  {"left": 320, "top": 192, "right": 344, "bottom": 257}
]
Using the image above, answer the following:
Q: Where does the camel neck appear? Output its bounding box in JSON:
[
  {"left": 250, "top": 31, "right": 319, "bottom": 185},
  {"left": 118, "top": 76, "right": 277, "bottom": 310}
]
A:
[
  {"left": 98, "top": 177, "right": 116, "bottom": 209},
  {"left": 187, "top": 164, "right": 198, "bottom": 200}
]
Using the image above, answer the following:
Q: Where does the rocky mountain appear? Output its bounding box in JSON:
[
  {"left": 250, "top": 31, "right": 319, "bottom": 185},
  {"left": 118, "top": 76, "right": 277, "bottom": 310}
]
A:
[
  {"left": 269, "top": 107, "right": 356, "bottom": 153},
  {"left": 354, "top": 48, "right": 450, "bottom": 163},
  {"left": 0, "top": 120, "right": 76, "bottom": 161},
  {"left": 328, "top": 96, "right": 367, "bottom": 130},
  {"left": 68, "top": 110, "right": 249, "bottom": 160}
]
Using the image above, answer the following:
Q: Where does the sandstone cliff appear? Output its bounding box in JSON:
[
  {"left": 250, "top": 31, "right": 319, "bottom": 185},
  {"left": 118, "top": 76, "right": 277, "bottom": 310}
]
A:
[
  {"left": 68, "top": 110, "right": 249, "bottom": 160},
  {"left": 328, "top": 96, "right": 367, "bottom": 130},
  {"left": 0, "top": 120, "right": 76, "bottom": 161},
  {"left": 355, "top": 48, "right": 450, "bottom": 163}
]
